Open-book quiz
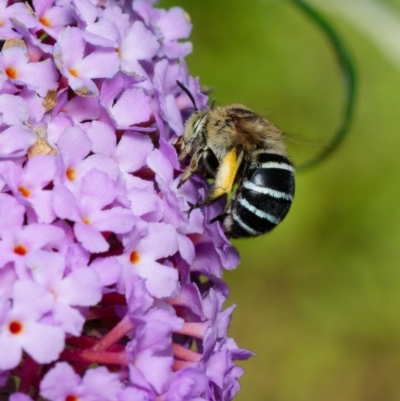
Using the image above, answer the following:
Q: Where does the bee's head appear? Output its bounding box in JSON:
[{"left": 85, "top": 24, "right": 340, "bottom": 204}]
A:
[
  {"left": 182, "top": 111, "right": 209, "bottom": 145},
  {"left": 176, "top": 80, "right": 209, "bottom": 148}
]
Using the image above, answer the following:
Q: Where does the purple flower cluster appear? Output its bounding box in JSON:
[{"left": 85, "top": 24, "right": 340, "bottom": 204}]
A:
[{"left": 0, "top": 0, "right": 253, "bottom": 400}]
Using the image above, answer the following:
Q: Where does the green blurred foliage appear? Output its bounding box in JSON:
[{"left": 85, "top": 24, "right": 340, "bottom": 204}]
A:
[{"left": 159, "top": 0, "right": 400, "bottom": 399}]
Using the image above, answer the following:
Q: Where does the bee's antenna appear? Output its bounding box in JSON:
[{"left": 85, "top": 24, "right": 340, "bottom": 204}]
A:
[{"left": 176, "top": 80, "right": 198, "bottom": 112}]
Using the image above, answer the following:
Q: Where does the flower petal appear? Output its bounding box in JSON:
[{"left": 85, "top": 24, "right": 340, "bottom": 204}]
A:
[
  {"left": 120, "top": 21, "right": 159, "bottom": 62},
  {"left": 91, "top": 207, "right": 136, "bottom": 234},
  {"left": 78, "top": 49, "right": 119, "bottom": 79},
  {"left": 111, "top": 88, "right": 152, "bottom": 127},
  {"left": 40, "top": 362, "right": 81, "bottom": 401},
  {"left": 22, "top": 321, "right": 65, "bottom": 364},
  {"left": 116, "top": 131, "right": 153, "bottom": 173},
  {"left": 74, "top": 221, "right": 109, "bottom": 253},
  {"left": 57, "top": 267, "right": 102, "bottom": 306},
  {"left": 0, "top": 333, "right": 22, "bottom": 370}
]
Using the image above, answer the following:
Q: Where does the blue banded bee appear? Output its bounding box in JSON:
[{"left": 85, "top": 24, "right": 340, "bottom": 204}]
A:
[{"left": 176, "top": 81, "right": 295, "bottom": 239}]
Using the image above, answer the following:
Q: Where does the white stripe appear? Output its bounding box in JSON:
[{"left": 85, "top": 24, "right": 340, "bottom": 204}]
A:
[
  {"left": 243, "top": 181, "right": 293, "bottom": 201},
  {"left": 258, "top": 162, "right": 295, "bottom": 172},
  {"left": 239, "top": 197, "right": 280, "bottom": 225},
  {"left": 232, "top": 212, "right": 261, "bottom": 236}
]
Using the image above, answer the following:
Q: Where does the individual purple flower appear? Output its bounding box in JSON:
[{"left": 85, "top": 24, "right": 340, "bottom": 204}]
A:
[
  {"left": 133, "top": 1, "right": 192, "bottom": 58},
  {"left": 0, "top": 0, "right": 252, "bottom": 398},
  {"left": 0, "top": 280, "right": 65, "bottom": 370},
  {"left": 53, "top": 26, "right": 119, "bottom": 96},
  {"left": 40, "top": 362, "right": 123, "bottom": 401},
  {"left": 0, "top": 222, "right": 65, "bottom": 278},
  {"left": 26, "top": 249, "right": 102, "bottom": 335},
  {"left": 117, "top": 20, "right": 160, "bottom": 77},
  {"left": 0, "top": 155, "right": 57, "bottom": 223},
  {"left": 85, "top": 9, "right": 160, "bottom": 79},
  {"left": 118, "top": 222, "right": 179, "bottom": 298},
  {"left": 53, "top": 169, "right": 136, "bottom": 252},
  {"left": 0, "top": 0, "right": 37, "bottom": 40},
  {"left": 55, "top": 125, "right": 118, "bottom": 186},
  {"left": 100, "top": 74, "right": 153, "bottom": 128},
  {"left": 0, "top": 38, "right": 58, "bottom": 97},
  {"left": 31, "top": 0, "right": 75, "bottom": 39}
]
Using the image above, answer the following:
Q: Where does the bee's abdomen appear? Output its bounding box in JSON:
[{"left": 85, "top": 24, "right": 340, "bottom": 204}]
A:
[{"left": 223, "top": 153, "right": 295, "bottom": 238}]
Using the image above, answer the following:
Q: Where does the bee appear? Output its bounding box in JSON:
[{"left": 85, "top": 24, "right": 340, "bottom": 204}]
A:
[{"left": 176, "top": 81, "right": 295, "bottom": 239}]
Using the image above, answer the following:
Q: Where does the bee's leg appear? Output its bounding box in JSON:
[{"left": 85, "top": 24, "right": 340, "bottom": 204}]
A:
[
  {"left": 209, "top": 213, "right": 227, "bottom": 224},
  {"left": 178, "top": 168, "right": 195, "bottom": 189},
  {"left": 189, "top": 147, "right": 243, "bottom": 210},
  {"left": 177, "top": 147, "right": 205, "bottom": 189}
]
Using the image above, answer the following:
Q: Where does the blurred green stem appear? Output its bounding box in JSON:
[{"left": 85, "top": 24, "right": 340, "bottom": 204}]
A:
[{"left": 287, "top": 0, "right": 357, "bottom": 171}]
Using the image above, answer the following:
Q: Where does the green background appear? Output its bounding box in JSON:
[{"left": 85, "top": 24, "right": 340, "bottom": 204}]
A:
[{"left": 159, "top": 0, "right": 400, "bottom": 399}]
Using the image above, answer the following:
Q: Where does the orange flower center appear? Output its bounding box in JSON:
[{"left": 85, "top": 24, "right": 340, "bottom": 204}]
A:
[
  {"left": 5, "top": 67, "right": 18, "bottom": 80},
  {"left": 9, "top": 320, "right": 23, "bottom": 335},
  {"left": 18, "top": 185, "right": 31, "bottom": 197},
  {"left": 68, "top": 68, "right": 79, "bottom": 78},
  {"left": 14, "top": 244, "right": 27, "bottom": 256},
  {"left": 65, "top": 395, "right": 79, "bottom": 401},
  {"left": 39, "top": 16, "right": 51, "bottom": 27},
  {"left": 130, "top": 250, "right": 140, "bottom": 264},
  {"left": 82, "top": 217, "right": 91, "bottom": 225},
  {"left": 66, "top": 167, "right": 76, "bottom": 181}
]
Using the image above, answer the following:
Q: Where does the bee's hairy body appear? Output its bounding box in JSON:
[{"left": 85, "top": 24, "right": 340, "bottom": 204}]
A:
[{"left": 178, "top": 101, "right": 295, "bottom": 239}]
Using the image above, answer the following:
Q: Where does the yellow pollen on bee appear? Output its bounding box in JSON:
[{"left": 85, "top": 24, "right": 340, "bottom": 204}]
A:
[
  {"left": 9, "top": 320, "right": 23, "bottom": 335},
  {"left": 39, "top": 16, "right": 51, "bottom": 27},
  {"left": 66, "top": 167, "right": 76, "bottom": 181},
  {"left": 82, "top": 217, "right": 91, "bottom": 225},
  {"left": 18, "top": 185, "right": 31, "bottom": 197},
  {"left": 130, "top": 250, "right": 140, "bottom": 264},
  {"left": 5, "top": 67, "right": 18, "bottom": 80},
  {"left": 211, "top": 147, "right": 240, "bottom": 198},
  {"left": 14, "top": 244, "right": 27, "bottom": 256},
  {"left": 68, "top": 68, "right": 79, "bottom": 78}
]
